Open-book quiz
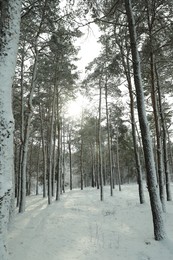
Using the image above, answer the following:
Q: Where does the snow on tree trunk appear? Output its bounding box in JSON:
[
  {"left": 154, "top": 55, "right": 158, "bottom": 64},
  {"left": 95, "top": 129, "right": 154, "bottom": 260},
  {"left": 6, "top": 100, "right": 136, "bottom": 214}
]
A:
[
  {"left": 124, "top": 0, "right": 166, "bottom": 240},
  {"left": 0, "top": 1, "right": 22, "bottom": 259}
]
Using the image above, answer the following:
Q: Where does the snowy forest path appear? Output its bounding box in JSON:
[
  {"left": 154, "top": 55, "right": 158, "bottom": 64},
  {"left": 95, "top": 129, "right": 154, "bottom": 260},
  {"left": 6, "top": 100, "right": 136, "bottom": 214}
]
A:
[{"left": 7, "top": 185, "right": 173, "bottom": 260}]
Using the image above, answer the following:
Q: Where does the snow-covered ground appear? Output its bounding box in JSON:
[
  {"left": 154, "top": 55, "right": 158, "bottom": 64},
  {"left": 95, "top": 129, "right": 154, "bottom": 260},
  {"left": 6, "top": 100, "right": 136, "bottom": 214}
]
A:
[{"left": 7, "top": 185, "right": 173, "bottom": 260}]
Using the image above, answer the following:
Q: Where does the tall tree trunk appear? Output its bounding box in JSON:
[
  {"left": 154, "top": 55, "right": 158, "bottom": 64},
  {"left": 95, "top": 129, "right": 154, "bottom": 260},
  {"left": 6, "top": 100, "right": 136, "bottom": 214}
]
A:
[
  {"left": 39, "top": 106, "right": 47, "bottom": 198},
  {"left": 124, "top": 0, "right": 166, "bottom": 240},
  {"left": 80, "top": 138, "right": 84, "bottom": 190},
  {"left": 91, "top": 147, "right": 96, "bottom": 187},
  {"left": 56, "top": 118, "right": 61, "bottom": 201},
  {"left": 52, "top": 122, "right": 56, "bottom": 197},
  {"left": 17, "top": 41, "right": 25, "bottom": 207},
  {"left": 16, "top": 146, "right": 22, "bottom": 207},
  {"left": 150, "top": 47, "right": 166, "bottom": 212},
  {"left": 80, "top": 113, "right": 84, "bottom": 190},
  {"left": 14, "top": 143, "right": 19, "bottom": 198},
  {"left": 167, "top": 129, "right": 173, "bottom": 179},
  {"left": 105, "top": 77, "right": 113, "bottom": 196},
  {"left": 118, "top": 42, "right": 145, "bottom": 203},
  {"left": 0, "top": 1, "right": 22, "bottom": 259},
  {"left": 19, "top": 48, "right": 39, "bottom": 213},
  {"left": 155, "top": 65, "right": 172, "bottom": 201},
  {"left": 116, "top": 126, "right": 122, "bottom": 191},
  {"left": 27, "top": 139, "right": 33, "bottom": 196},
  {"left": 98, "top": 78, "right": 104, "bottom": 201},
  {"left": 47, "top": 83, "right": 56, "bottom": 205},
  {"left": 62, "top": 126, "right": 66, "bottom": 193},
  {"left": 95, "top": 118, "right": 100, "bottom": 189},
  {"left": 36, "top": 142, "right": 40, "bottom": 195},
  {"left": 68, "top": 130, "right": 73, "bottom": 190},
  {"left": 145, "top": 0, "right": 166, "bottom": 212}
]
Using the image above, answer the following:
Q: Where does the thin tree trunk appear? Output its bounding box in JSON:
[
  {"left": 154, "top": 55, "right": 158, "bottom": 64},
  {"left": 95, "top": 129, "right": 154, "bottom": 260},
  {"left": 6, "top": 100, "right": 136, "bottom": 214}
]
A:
[
  {"left": 95, "top": 118, "right": 100, "bottom": 189},
  {"left": 39, "top": 106, "right": 47, "bottom": 198},
  {"left": 167, "top": 129, "right": 173, "bottom": 178},
  {"left": 124, "top": 0, "right": 166, "bottom": 240},
  {"left": 47, "top": 82, "right": 56, "bottom": 205},
  {"left": 52, "top": 122, "right": 56, "bottom": 197},
  {"left": 118, "top": 42, "right": 145, "bottom": 203},
  {"left": 145, "top": 0, "right": 166, "bottom": 212},
  {"left": 36, "top": 143, "right": 40, "bottom": 195},
  {"left": 56, "top": 118, "right": 61, "bottom": 201},
  {"left": 150, "top": 51, "right": 166, "bottom": 212},
  {"left": 116, "top": 126, "right": 122, "bottom": 191},
  {"left": 68, "top": 130, "right": 73, "bottom": 190},
  {"left": 19, "top": 48, "right": 39, "bottom": 213},
  {"left": 80, "top": 112, "right": 84, "bottom": 190},
  {"left": 80, "top": 138, "right": 84, "bottom": 190},
  {"left": 105, "top": 78, "right": 113, "bottom": 196},
  {"left": 14, "top": 144, "right": 19, "bottom": 198},
  {"left": 62, "top": 126, "right": 66, "bottom": 193},
  {"left": 27, "top": 139, "right": 33, "bottom": 196},
  {"left": 155, "top": 65, "right": 172, "bottom": 201},
  {"left": 91, "top": 147, "right": 96, "bottom": 187},
  {"left": 98, "top": 78, "right": 104, "bottom": 201}
]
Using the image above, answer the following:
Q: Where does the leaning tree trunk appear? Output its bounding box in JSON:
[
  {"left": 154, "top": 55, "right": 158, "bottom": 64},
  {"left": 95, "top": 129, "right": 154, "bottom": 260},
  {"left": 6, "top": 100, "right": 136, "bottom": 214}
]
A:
[
  {"left": 0, "top": 1, "right": 22, "bottom": 259},
  {"left": 124, "top": 0, "right": 166, "bottom": 240}
]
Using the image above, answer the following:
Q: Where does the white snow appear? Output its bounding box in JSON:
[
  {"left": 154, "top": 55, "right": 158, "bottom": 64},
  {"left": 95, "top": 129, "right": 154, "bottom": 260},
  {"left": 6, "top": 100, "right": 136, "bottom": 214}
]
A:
[{"left": 7, "top": 185, "right": 173, "bottom": 260}]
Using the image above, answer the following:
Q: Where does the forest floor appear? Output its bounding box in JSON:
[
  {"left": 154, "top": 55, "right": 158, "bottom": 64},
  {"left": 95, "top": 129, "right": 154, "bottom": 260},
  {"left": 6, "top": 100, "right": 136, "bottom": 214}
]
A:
[{"left": 7, "top": 184, "right": 173, "bottom": 260}]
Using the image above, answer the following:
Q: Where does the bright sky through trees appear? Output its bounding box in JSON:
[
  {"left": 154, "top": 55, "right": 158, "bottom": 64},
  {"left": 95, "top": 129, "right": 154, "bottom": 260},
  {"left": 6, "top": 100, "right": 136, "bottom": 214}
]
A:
[
  {"left": 66, "top": 23, "right": 101, "bottom": 118},
  {"left": 75, "top": 23, "right": 101, "bottom": 78},
  {"left": 65, "top": 94, "right": 88, "bottom": 118}
]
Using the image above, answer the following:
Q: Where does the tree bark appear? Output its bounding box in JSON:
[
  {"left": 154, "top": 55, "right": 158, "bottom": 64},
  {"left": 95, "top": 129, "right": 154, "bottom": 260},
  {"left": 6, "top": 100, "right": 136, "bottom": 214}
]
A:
[
  {"left": 124, "top": 0, "right": 166, "bottom": 240},
  {"left": 0, "top": 1, "right": 22, "bottom": 259}
]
